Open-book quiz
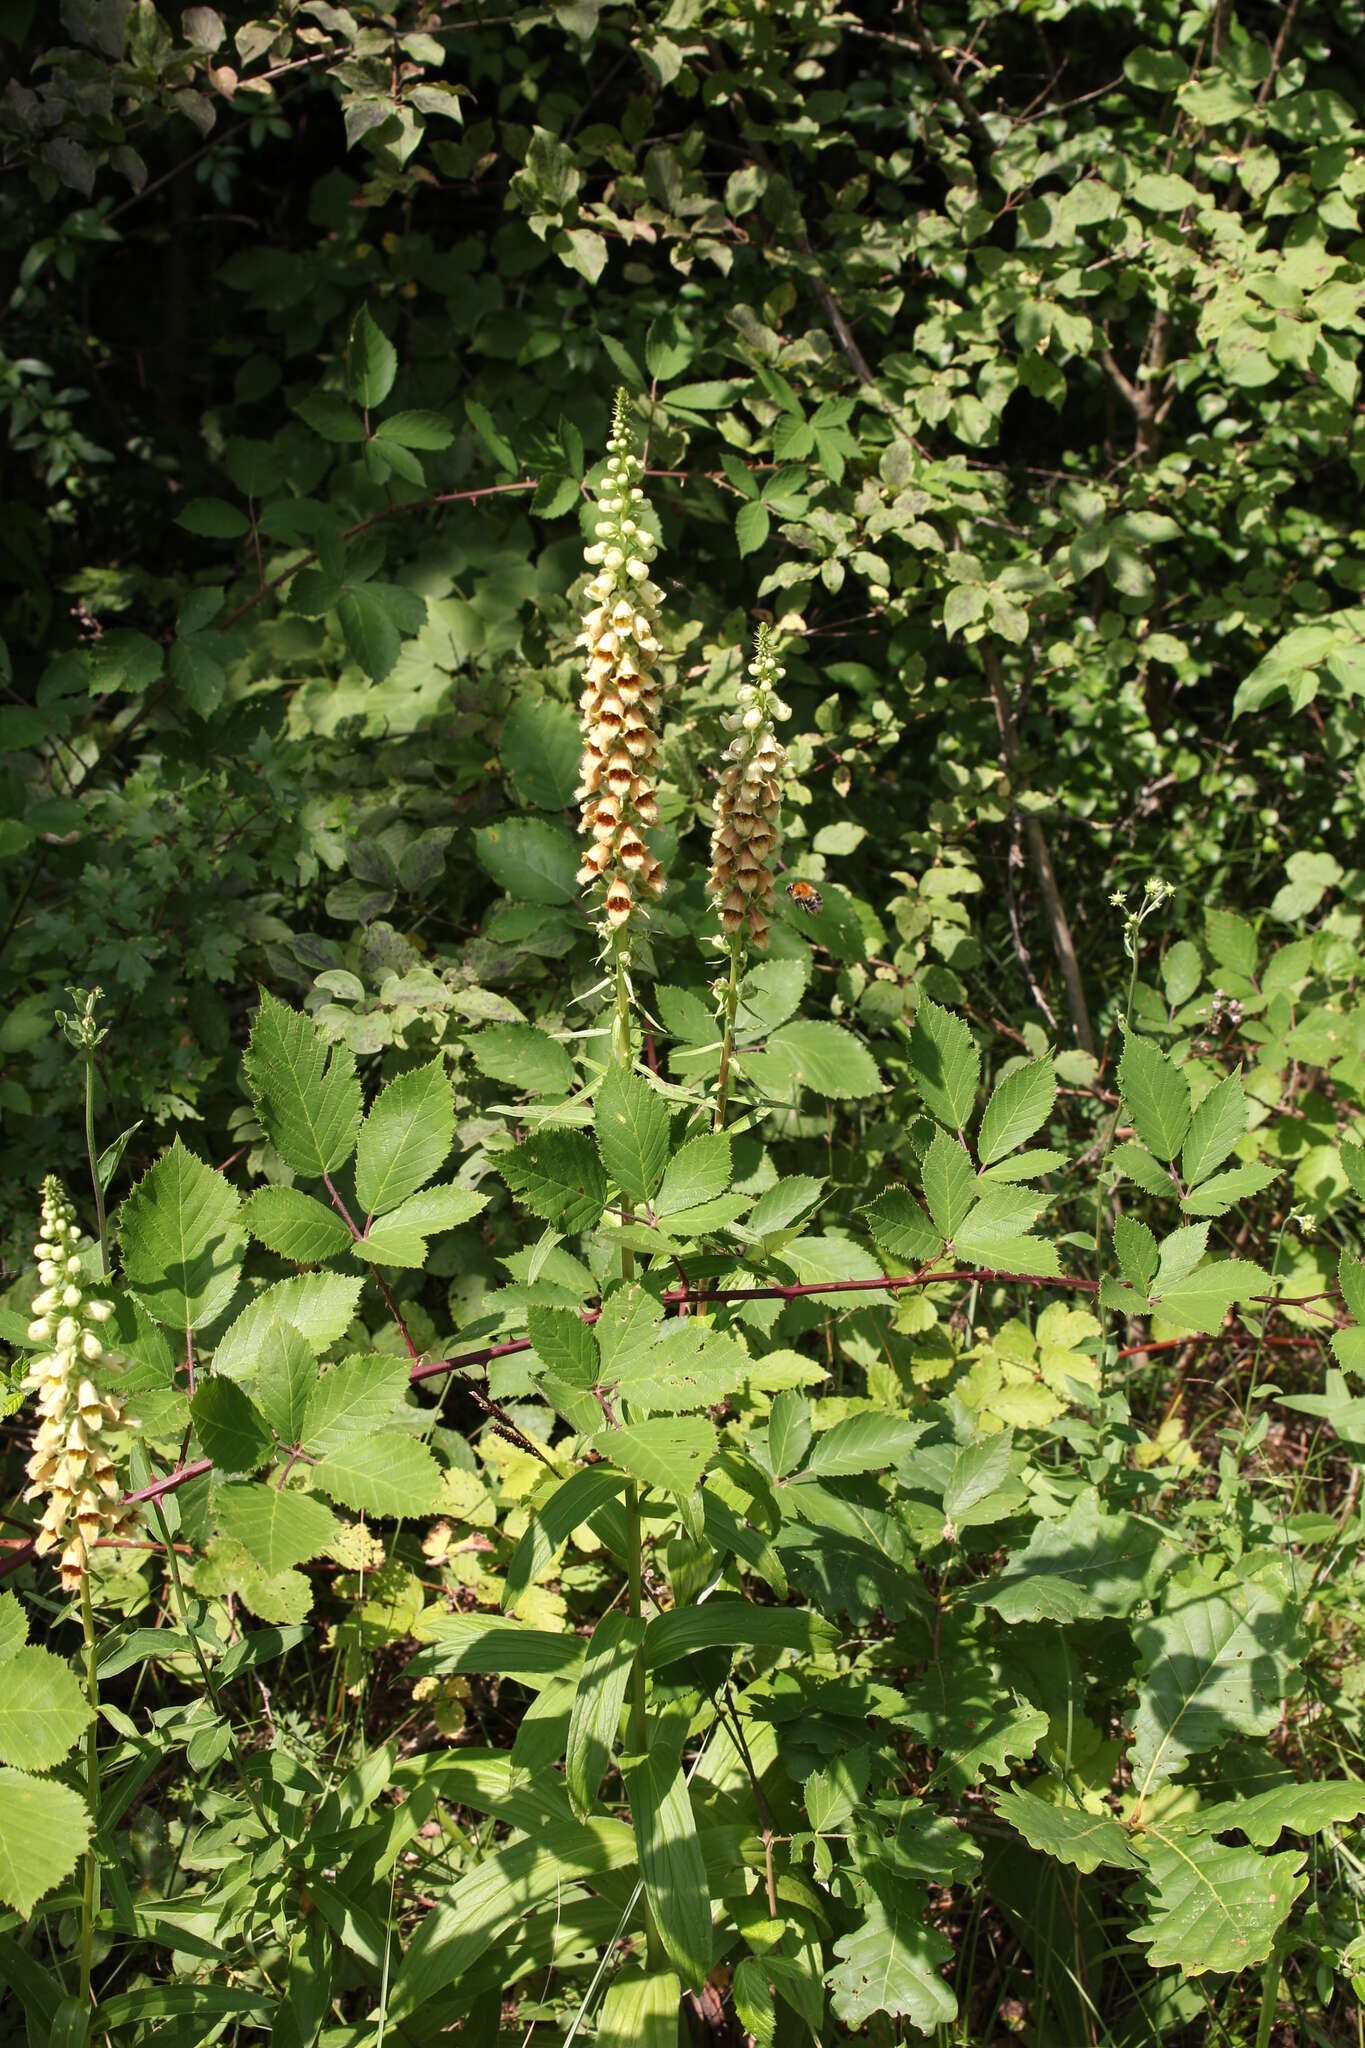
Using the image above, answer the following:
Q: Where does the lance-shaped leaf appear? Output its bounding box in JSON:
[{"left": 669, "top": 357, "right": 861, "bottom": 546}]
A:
[
  {"left": 1181, "top": 1069, "right": 1247, "bottom": 1186},
  {"left": 654, "top": 1134, "right": 731, "bottom": 1217},
  {"left": 354, "top": 1058, "right": 454, "bottom": 1218},
  {"left": 642, "top": 1599, "right": 837, "bottom": 1671},
  {"left": 1118, "top": 1032, "right": 1190, "bottom": 1162},
  {"left": 244, "top": 992, "right": 362, "bottom": 1181},
  {"left": 624, "top": 1748, "right": 713, "bottom": 1991},
  {"left": 1131, "top": 1571, "right": 1299, "bottom": 1802},
  {"left": 565, "top": 1611, "right": 643, "bottom": 1818},
  {"left": 594, "top": 1063, "right": 671, "bottom": 1203},
  {"left": 353, "top": 1185, "right": 485, "bottom": 1267},
  {"left": 977, "top": 1057, "right": 1057, "bottom": 1165},
  {"left": 597, "top": 1969, "right": 683, "bottom": 2048},
  {"left": 504, "top": 1466, "right": 624, "bottom": 1609},
  {"left": 861, "top": 1186, "right": 944, "bottom": 1266},
  {"left": 119, "top": 1138, "right": 246, "bottom": 1332},
  {"left": 910, "top": 996, "right": 979, "bottom": 1130},
  {"left": 241, "top": 1187, "right": 352, "bottom": 1264}
]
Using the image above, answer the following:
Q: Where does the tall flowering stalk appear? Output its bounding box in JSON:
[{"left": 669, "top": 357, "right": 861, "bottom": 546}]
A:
[
  {"left": 708, "top": 625, "right": 791, "bottom": 1129},
  {"left": 23, "top": 1177, "right": 139, "bottom": 1592},
  {"left": 576, "top": 390, "right": 667, "bottom": 1066}
]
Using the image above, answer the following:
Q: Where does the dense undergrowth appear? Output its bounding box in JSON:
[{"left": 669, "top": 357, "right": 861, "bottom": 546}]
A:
[{"left": 5, "top": 1, "right": 1365, "bottom": 2043}]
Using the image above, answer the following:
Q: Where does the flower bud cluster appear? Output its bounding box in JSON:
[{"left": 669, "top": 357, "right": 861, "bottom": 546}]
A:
[
  {"left": 575, "top": 397, "right": 667, "bottom": 932},
  {"left": 708, "top": 628, "right": 791, "bottom": 950},
  {"left": 22, "top": 1178, "right": 139, "bottom": 1592}
]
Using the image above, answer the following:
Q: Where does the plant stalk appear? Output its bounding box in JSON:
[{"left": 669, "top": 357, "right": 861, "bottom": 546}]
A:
[
  {"left": 78, "top": 1566, "right": 99, "bottom": 2012},
  {"left": 713, "top": 937, "right": 745, "bottom": 1133},
  {"left": 82, "top": 1048, "right": 109, "bottom": 1279}
]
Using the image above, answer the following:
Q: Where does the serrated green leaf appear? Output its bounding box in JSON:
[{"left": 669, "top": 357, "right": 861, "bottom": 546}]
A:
[
  {"left": 911, "top": 997, "right": 980, "bottom": 1130},
  {"left": 0, "top": 1648, "right": 92, "bottom": 1773},
  {"left": 565, "top": 1611, "right": 643, "bottom": 1818},
  {"left": 655, "top": 1134, "right": 731, "bottom": 1217},
  {"left": 244, "top": 992, "right": 362, "bottom": 1181},
  {"left": 1181, "top": 1161, "right": 1277, "bottom": 1217},
  {"left": 355, "top": 1059, "right": 454, "bottom": 1217},
  {"left": 921, "top": 1127, "right": 975, "bottom": 1239},
  {"left": 526, "top": 1303, "right": 599, "bottom": 1387},
  {"left": 611, "top": 1323, "right": 748, "bottom": 1414},
  {"left": 1113, "top": 1142, "right": 1176, "bottom": 1198},
  {"left": 347, "top": 306, "right": 396, "bottom": 408},
  {"left": 592, "top": 1416, "right": 716, "bottom": 1495},
  {"left": 862, "top": 1187, "right": 944, "bottom": 1266},
  {"left": 978, "top": 1058, "right": 1057, "bottom": 1165},
  {"left": 1114, "top": 1216, "right": 1159, "bottom": 1292},
  {"left": 213, "top": 1274, "right": 363, "bottom": 1383},
  {"left": 498, "top": 1131, "right": 607, "bottom": 1231},
  {"left": 241, "top": 1187, "right": 351, "bottom": 1263},
  {"left": 302, "top": 1354, "right": 409, "bottom": 1455},
  {"left": 119, "top": 1138, "right": 246, "bottom": 1333},
  {"left": 215, "top": 1483, "right": 338, "bottom": 1575},
  {"left": 191, "top": 1379, "right": 274, "bottom": 1475},
  {"left": 802, "top": 1412, "right": 924, "bottom": 1479},
  {"left": 761, "top": 1020, "right": 882, "bottom": 1101},
  {"left": 1181, "top": 1070, "right": 1247, "bottom": 1186},
  {"left": 1152, "top": 1258, "right": 1271, "bottom": 1335},
  {"left": 1118, "top": 1033, "right": 1191, "bottom": 1162},
  {"left": 594, "top": 1064, "right": 671, "bottom": 1204},
  {"left": 0, "top": 1769, "right": 91, "bottom": 1917},
  {"left": 467, "top": 1025, "right": 574, "bottom": 1099},
  {"left": 355, "top": 1184, "right": 484, "bottom": 1267},
  {"left": 312, "top": 1433, "right": 441, "bottom": 1517}
]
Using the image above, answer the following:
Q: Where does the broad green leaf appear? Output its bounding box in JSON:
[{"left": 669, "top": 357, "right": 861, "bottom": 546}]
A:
[
  {"left": 594, "top": 1064, "right": 671, "bottom": 1204},
  {"left": 977, "top": 1058, "right": 1057, "bottom": 1165},
  {"left": 593, "top": 1417, "right": 717, "bottom": 1495},
  {"left": 504, "top": 1466, "right": 624, "bottom": 1609},
  {"left": 802, "top": 1412, "right": 924, "bottom": 1479},
  {"left": 1135, "top": 1832, "right": 1305, "bottom": 1976},
  {"left": 1152, "top": 1258, "right": 1271, "bottom": 1335},
  {"left": 565, "top": 1611, "right": 643, "bottom": 1818},
  {"left": 119, "top": 1138, "right": 246, "bottom": 1333},
  {"left": 302, "top": 1355, "right": 409, "bottom": 1454},
  {"left": 1113, "top": 1141, "right": 1175, "bottom": 1198},
  {"left": 465, "top": 397, "right": 517, "bottom": 472},
  {"left": 355, "top": 1185, "right": 485, "bottom": 1266},
  {"left": 312, "top": 1434, "right": 441, "bottom": 1517},
  {"left": 597, "top": 1969, "right": 683, "bottom": 2048},
  {"left": 625, "top": 1748, "right": 712, "bottom": 1991},
  {"left": 1181, "top": 1161, "right": 1277, "bottom": 1217},
  {"left": 1181, "top": 1070, "right": 1247, "bottom": 1186},
  {"left": 214, "top": 1483, "right": 339, "bottom": 1576},
  {"left": 642, "top": 1599, "right": 837, "bottom": 1671},
  {"left": 0, "top": 1596, "right": 25, "bottom": 1662},
  {"left": 995, "top": 1786, "right": 1140, "bottom": 1873},
  {"left": 592, "top": 1283, "right": 664, "bottom": 1378},
  {"left": 467, "top": 1025, "right": 573, "bottom": 1100},
  {"left": 474, "top": 817, "right": 579, "bottom": 905},
  {"left": 1114, "top": 1216, "right": 1159, "bottom": 1293},
  {"left": 191, "top": 1379, "right": 274, "bottom": 1475},
  {"left": 1131, "top": 1572, "right": 1299, "bottom": 1800},
  {"left": 374, "top": 409, "right": 453, "bottom": 451},
  {"left": 526, "top": 1304, "right": 599, "bottom": 1387},
  {"left": 244, "top": 993, "right": 362, "bottom": 1181},
  {"left": 213, "top": 1275, "right": 363, "bottom": 1383},
  {"left": 346, "top": 306, "right": 396, "bottom": 407},
  {"left": 910, "top": 997, "right": 980, "bottom": 1130},
  {"left": 407, "top": 1612, "right": 585, "bottom": 1686},
  {"left": 769, "top": 1389, "right": 812, "bottom": 1477},
  {"left": 827, "top": 1882, "right": 956, "bottom": 2031},
  {"left": 355, "top": 1059, "right": 454, "bottom": 1217},
  {"left": 862, "top": 1187, "right": 944, "bottom": 1266},
  {"left": 1174, "top": 1779, "right": 1365, "bottom": 1848},
  {"left": 921, "top": 1127, "right": 975, "bottom": 1239},
  {"left": 1118, "top": 1033, "right": 1191, "bottom": 1162},
  {"left": 745, "top": 1174, "right": 823, "bottom": 1240},
  {"left": 611, "top": 1324, "right": 748, "bottom": 1415},
  {"left": 760, "top": 1020, "right": 881, "bottom": 1100},
  {"left": 388, "top": 1818, "right": 635, "bottom": 2019},
  {"left": 0, "top": 1648, "right": 91, "bottom": 1773},
  {"left": 499, "top": 1131, "right": 607, "bottom": 1231},
  {"left": 1341, "top": 1249, "right": 1365, "bottom": 1324},
  {"left": 984, "top": 1490, "right": 1176, "bottom": 1624},
  {"left": 0, "top": 1769, "right": 91, "bottom": 1917},
  {"left": 655, "top": 1135, "right": 731, "bottom": 1217},
  {"left": 499, "top": 694, "right": 581, "bottom": 810},
  {"left": 241, "top": 1187, "right": 351, "bottom": 1264}
]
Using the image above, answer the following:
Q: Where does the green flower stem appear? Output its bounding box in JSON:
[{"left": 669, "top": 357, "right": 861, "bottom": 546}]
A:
[
  {"left": 78, "top": 1567, "right": 99, "bottom": 2012},
  {"left": 713, "top": 937, "right": 745, "bottom": 1134},
  {"left": 610, "top": 931, "right": 661, "bottom": 1967}
]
